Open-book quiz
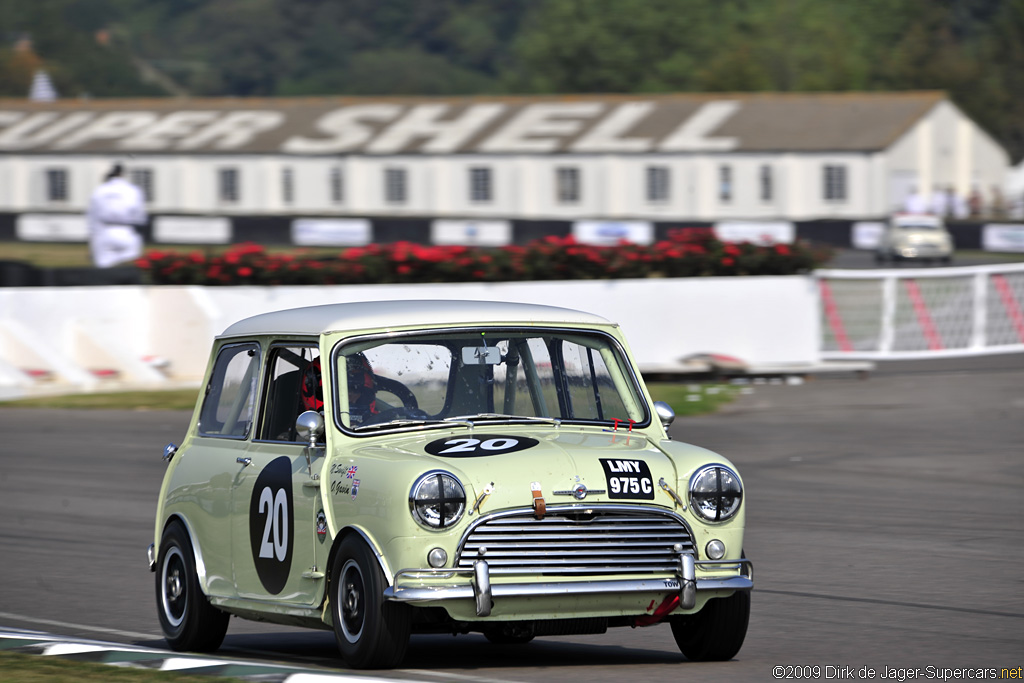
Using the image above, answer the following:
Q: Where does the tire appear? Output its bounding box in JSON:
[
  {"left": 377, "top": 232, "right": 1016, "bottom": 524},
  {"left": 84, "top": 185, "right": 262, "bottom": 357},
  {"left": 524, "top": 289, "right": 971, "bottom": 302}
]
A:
[
  {"left": 156, "top": 521, "right": 229, "bottom": 652},
  {"left": 330, "top": 535, "right": 411, "bottom": 669},
  {"left": 669, "top": 590, "right": 750, "bottom": 661}
]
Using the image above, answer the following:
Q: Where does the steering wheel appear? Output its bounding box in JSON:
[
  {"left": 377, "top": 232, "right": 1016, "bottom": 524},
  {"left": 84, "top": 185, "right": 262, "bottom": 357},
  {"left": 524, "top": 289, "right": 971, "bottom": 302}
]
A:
[
  {"left": 372, "top": 375, "right": 419, "bottom": 410},
  {"left": 370, "top": 407, "right": 430, "bottom": 423}
]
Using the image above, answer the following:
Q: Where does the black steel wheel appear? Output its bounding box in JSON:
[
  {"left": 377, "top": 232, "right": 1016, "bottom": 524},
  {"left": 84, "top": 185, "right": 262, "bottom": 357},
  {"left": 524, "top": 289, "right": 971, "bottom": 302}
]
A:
[
  {"left": 155, "top": 521, "right": 229, "bottom": 652},
  {"left": 330, "top": 535, "right": 411, "bottom": 669},
  {"left": 670, "top": 590, "right": 750, "bottom": 661}
]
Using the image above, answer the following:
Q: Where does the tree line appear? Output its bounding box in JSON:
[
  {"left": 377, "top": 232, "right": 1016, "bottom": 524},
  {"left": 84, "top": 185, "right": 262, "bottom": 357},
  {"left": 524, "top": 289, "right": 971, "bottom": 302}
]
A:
[{"left": 2, "top": 0, "right": 1022, "bottom": 161}]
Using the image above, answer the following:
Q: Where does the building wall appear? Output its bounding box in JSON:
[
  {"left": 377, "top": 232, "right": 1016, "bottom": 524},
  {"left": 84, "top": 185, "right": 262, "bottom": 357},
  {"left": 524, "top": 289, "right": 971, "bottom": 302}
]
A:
[
  {"left": 0, "top": 102, "right": 1008, "bottom": 223},
  {"left": 885, "top": 101, "right": 1008, "bottom": 211}
]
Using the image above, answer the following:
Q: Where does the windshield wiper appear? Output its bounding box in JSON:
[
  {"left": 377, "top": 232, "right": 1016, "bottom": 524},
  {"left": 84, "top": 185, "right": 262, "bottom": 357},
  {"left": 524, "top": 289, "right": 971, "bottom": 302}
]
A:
[
  {"left": 353, "top": 418, "right": 449, "bottom": 431},
  {"left": 444, "top": 413, "right": 562, "bottom": 426}
]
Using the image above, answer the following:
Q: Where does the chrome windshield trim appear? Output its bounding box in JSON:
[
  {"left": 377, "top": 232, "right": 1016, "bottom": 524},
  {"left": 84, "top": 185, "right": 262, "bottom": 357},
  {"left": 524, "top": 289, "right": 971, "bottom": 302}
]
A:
[{"left": 330, "top": 325, "right": 650, "bottom": 438}]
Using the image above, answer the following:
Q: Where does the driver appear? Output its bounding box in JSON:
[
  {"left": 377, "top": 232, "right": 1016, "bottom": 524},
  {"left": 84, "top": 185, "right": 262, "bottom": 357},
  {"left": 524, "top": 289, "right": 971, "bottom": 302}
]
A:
[{"left": 346, "top": 352, "right": 381, "bottom": 424}]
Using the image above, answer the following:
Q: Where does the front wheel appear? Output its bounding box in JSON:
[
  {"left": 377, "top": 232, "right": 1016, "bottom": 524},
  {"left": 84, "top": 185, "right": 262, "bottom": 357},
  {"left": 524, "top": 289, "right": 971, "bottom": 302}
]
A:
[
  {"left": 155, "top": 521, "right": 229, "bottom": 652},
  {"left": 330, "top": 535, "right": 411, "bottom": 669},
  {"left": 669, "top": 590, "right": 750, "bottom": 661}
]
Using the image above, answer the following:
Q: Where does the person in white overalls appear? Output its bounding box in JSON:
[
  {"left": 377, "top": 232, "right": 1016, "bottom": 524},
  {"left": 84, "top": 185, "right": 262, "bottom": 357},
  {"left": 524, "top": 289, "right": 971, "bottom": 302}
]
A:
[{"left": 87, "top": 164, "right": 147, "bottom": 268}]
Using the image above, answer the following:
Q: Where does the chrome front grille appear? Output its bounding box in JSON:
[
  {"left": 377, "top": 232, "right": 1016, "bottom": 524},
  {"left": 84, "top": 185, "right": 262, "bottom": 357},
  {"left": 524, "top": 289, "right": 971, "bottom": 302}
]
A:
[{"left": 455, "top": 506, "right": 694, "bottom": 576}]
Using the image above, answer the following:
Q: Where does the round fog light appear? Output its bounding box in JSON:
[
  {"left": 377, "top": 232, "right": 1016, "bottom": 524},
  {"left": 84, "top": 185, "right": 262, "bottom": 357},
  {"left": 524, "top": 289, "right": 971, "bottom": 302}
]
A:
[
  {"left": 706, "top": 540, "right": 726, "bottom": 560},
  {"left": 427, "top": 547, "right": 448, "bottom": 568}
]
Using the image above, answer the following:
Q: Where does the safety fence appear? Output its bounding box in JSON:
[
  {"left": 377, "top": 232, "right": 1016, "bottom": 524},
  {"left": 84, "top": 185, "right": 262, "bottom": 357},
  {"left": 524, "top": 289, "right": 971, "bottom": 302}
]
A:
[{"left": 818, "top": 263, "right": 1024, "bottom": 359}]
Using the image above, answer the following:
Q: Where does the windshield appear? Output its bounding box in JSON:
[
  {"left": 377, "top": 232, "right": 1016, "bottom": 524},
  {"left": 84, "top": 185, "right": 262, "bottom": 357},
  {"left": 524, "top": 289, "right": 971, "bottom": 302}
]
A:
[{"left": 333, "top": 329, "right": 647, "bottom": 432}]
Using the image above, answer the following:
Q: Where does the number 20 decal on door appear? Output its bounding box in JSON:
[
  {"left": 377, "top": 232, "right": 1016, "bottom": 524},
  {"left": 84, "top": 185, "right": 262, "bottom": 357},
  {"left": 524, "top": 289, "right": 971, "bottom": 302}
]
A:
[
  {"left": 248, "top": 456, "right": 294, "bottom": 594},
  {"left": 424, "top": 434, "right": 539, "bottom": 457}
]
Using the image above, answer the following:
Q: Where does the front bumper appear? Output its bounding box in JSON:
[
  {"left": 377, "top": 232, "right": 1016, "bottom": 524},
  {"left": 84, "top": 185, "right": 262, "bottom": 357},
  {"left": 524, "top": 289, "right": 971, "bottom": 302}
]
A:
[{"left": 383, "top": 556, "right": 753, "bottom": 617}]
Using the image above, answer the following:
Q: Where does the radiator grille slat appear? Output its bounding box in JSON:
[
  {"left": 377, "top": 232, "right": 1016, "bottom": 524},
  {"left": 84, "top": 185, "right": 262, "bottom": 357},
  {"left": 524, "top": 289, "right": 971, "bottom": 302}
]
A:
[{"left": 456, "top": 508, "right": 692, "bottom": 576}]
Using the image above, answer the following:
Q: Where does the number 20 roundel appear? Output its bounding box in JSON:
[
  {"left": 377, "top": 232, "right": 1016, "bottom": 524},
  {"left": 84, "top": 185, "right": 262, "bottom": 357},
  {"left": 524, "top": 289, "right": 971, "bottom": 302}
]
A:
[
  {"left": 424, "top": 434, "right": 539, "bottom": 457},
  {"left": 248, "top": 456, "right": 294, "bottom": 595}
]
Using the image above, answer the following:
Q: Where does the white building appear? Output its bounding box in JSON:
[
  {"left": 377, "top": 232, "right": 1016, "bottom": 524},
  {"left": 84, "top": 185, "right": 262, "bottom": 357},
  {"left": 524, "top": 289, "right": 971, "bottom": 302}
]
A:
[{"left": 0, "top": 91, "right": 1009, "bottom": 240}]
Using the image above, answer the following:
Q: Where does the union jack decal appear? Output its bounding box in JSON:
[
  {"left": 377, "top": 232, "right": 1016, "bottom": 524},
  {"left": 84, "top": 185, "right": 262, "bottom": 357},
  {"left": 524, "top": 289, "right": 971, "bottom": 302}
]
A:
[{"left": 346, "top": 465, "right": 358, "bottom": 478}]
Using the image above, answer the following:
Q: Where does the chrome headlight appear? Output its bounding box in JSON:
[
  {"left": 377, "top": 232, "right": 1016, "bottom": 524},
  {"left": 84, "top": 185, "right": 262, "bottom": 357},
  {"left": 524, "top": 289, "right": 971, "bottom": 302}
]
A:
[
  {"left": 409, "top": 471, "right": 466, "bottom": 531},
  {"left": 689, "top": 465, "right": 742, "bottom": 523}
]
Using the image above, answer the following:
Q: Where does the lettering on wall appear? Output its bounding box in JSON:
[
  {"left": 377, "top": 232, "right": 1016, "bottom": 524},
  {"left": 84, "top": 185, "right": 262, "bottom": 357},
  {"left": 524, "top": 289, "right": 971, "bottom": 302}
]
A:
[{"left": 0, "top": 101, "right": 744, "bottom": 154}]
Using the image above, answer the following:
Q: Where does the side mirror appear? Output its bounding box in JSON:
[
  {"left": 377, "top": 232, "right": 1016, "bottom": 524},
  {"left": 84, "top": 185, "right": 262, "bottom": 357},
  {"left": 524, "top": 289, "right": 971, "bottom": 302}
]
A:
[
  {"left": 296, "top": 410, "right": 325, "bottom": 448},
  {"left": 653, "top": 401, "right": 675, "bottom": 431}
]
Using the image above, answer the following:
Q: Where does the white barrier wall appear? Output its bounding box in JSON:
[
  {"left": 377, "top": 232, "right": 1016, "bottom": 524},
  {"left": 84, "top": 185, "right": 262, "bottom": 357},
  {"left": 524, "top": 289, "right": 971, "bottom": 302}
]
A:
[{"left": 0, "top": 276, "right": 821, "bottom": 396}]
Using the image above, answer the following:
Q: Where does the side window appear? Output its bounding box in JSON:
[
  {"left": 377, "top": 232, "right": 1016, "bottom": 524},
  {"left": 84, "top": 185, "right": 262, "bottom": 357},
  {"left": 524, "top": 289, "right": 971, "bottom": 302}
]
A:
[
  {"left": 198, "top": 343, "right": 261, "bottom": 438},
  {"left": 258, "top": 345, "right": 320, "bottom": 442}
]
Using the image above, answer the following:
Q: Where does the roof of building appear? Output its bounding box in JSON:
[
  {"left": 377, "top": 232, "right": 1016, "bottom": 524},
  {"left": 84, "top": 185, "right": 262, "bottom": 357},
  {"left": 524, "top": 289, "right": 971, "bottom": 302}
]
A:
[
  {"left": 218, "top": 299, "right": 612, "bottom": 338},
  {"left": 0, "top": 91, "right": 948, "bottom": 155}
]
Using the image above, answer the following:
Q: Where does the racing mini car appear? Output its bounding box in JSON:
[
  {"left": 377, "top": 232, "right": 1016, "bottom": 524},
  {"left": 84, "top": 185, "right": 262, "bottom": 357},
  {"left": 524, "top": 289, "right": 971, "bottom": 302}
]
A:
[
  {"left": 876, "top": 213, "right": 954, "bottom": 264},
  {"left": 149, "top": 300, "right": 752, "bottom": 668}
]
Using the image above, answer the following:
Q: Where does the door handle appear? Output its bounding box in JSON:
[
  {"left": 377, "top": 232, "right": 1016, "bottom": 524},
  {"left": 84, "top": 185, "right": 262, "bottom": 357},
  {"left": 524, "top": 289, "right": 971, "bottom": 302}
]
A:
[{"left": 236, "top": 457, "right": 252, "bottom": 467}]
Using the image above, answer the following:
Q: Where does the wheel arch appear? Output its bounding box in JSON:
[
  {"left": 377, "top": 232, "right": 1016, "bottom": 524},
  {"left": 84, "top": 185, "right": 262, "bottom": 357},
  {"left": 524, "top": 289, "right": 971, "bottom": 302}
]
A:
[
  {"left": 325, "top": 526, "right": 393, "bottom": 590},
  {"left": 160, "top": 513, "right": 212, "bottom": 596}
]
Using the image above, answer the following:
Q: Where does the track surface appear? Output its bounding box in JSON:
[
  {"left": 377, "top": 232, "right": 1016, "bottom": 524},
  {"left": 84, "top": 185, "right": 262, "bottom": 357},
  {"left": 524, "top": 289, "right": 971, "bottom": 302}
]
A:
[{"left": 1, "top": 357, "right": 1022, "bottom": 682}]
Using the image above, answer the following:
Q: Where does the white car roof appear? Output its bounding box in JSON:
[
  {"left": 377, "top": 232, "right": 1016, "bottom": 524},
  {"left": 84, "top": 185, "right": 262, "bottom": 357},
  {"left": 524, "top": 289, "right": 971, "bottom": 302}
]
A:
[
  {"left": 891, "top": 213, "right": 943, "bottom": 227},
  {"left": 219, "top": 299, "right": 613, "bottom": 338}
]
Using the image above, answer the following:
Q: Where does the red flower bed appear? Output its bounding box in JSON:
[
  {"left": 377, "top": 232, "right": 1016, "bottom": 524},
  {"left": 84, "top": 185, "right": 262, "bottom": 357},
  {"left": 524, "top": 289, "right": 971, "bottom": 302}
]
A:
[{"left": 136, "top": 228, "right": 831, "bottom": 286}]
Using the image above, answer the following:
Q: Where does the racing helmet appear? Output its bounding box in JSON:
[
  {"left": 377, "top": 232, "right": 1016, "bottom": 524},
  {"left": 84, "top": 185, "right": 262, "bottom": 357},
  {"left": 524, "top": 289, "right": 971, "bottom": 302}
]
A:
[
  {"left": 347, "top": 352, "right": 375, "bottom": 399},
  {"left": 300, "top": 357, "right": 323, "bottom": 412}
]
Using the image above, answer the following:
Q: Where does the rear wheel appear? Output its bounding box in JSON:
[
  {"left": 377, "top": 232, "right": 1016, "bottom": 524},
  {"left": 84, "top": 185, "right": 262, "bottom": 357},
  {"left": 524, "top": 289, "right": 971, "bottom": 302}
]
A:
[
  {"left": 330, "top": 535, "right": 411, "bottom": 669},
  {"left": 670, "top": 590, "right": 750, "bottom": 661},
  {"left": 155, "top": 521, "right": 229, "bottom": 652}
]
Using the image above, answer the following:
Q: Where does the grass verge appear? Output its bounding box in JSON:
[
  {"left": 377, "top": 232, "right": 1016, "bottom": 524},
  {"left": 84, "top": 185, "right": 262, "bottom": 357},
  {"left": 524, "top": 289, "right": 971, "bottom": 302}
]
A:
[
  {"left": 0, "top": 389, "right": 200, "bottom": 411},
  {"left": 0, "top": 651, "right": 237, "bottom": 682},
  {"left": 646, "top": 382, "right": 740, "bottom": 416}
]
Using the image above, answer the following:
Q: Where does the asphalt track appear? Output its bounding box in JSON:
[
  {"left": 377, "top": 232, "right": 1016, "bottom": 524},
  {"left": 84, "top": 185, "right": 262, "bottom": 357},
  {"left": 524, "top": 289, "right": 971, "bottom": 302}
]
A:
[{"left": 1, "top": 356, "right": 1022, "bottom": 682}]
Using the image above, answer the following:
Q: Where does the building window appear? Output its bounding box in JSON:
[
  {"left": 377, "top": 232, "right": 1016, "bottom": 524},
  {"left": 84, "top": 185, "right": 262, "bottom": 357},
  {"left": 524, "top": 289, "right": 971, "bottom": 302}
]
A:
[
  {"left": 385, "top": 167, "right": 407, "bottom": 204},
  {"left": 646, "top": 166, "right": 670, "bottom": 203},
  {"left": 218, "top": 168, "right": 240, "bottom": 203},
  {"left": 760, "top": 165, "right": 773, "bottom": 202},
  {"left": 719, "top": 165, "right": 732, "bottom": 203},
  {"left": 556, "top": 166, "right": 580, "bottom": 204},
  {"left": 469, "top": 166, "right": 492, "bottom": 203},
  {"left": 45, "top": 168, "right": 69, "bottom": 202},
  {"left": 128, "top": 167, "right": 154, "bottom": 203},
  {"left": 823, "top": 164, "right": 847, "bottom": 202},
  {"left": 281, "top": 167, "right": 294, "bottom": 205},
  {"left": 330, "top": 167, "right": 343, "bottom": 204}
]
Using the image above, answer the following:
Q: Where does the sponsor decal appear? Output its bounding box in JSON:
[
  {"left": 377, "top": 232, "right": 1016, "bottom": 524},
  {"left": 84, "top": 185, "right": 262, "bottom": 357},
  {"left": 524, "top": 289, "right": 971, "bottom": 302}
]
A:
[
  {"left": 316, "top": 510, "right": 328, "bottom": 542},
  {"left": 599, "top": 458, "right": 656, "bottom": 500},
  {"left": 432, "top": 219, "right": 512, "bottom": 247},
  {"left": 351, "top": 479, "right": 360, "bottom": 500},
  {"left": 853, "top": 221, "right": 885, "bottom": 249},
  {"left": 424, "top": 434, "right": 539, "bottom": 457},
  {"left": 248, "top": 456, "right": 294, "bottom": 595},
  {"left": 15, "top": 214, "right": 88, "bottom": 242},
  {"left": 153, "top": 216, "right": 231, "bottom": 244},
  {"left": 983, "top": 223, "right": 1024, "bottom": 252},
  {"left": 573, "top": 220, "right": 653, "bottom": 246},
  {"left": 291, "top": 218, "right": 370, "bottom": 247},
  {"left": 714, "top": 220, "right": 795, "bottom": 246}
]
